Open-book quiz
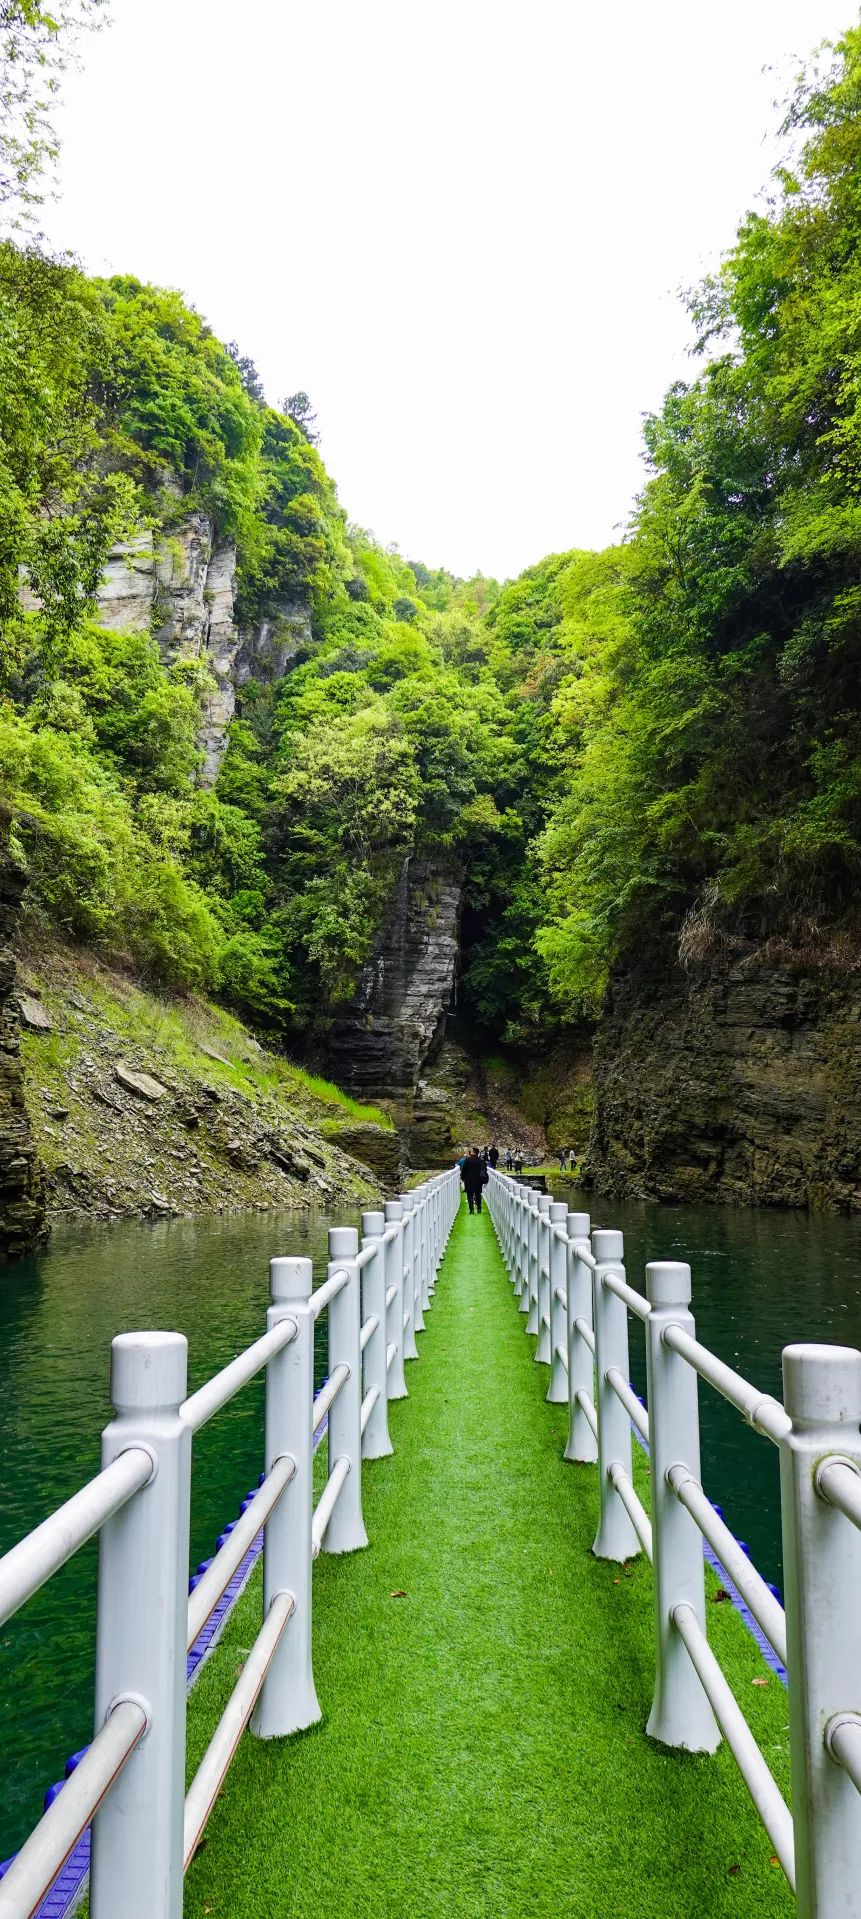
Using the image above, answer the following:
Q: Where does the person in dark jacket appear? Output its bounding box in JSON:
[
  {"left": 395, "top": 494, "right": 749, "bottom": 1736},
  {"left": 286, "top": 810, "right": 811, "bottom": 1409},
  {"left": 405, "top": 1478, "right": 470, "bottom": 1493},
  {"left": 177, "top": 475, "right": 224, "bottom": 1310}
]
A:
[
  {"left": 461, "top": 1147, "right": 489, "bottom": 1214},
  {"left": 488, "top": 1144, "right": 499, "bottom": 1168}
]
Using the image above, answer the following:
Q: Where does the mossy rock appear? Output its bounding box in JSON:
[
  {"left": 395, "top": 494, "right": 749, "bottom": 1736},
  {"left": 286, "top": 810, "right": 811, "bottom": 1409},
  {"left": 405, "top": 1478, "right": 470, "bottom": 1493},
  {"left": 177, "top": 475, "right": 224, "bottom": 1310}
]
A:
[{"left": 320, "top": 1120, "right": 401, "bottom": 1185}]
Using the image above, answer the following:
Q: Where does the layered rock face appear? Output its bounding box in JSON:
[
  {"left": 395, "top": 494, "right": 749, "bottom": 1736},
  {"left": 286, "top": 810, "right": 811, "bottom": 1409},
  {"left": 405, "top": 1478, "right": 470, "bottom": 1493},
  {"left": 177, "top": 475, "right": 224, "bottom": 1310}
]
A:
[
  {"left": 587, "top": 945, "right": 861, "bottom": 1211},
  {"left": 328, "top": 858, "right": 461, "bottom": 1121},
  {"left": 0, "top": 821, "right": 46, "bottom": 1258},
  {"left": 91, "top": 521, "right": 312, "bottom": 784}
]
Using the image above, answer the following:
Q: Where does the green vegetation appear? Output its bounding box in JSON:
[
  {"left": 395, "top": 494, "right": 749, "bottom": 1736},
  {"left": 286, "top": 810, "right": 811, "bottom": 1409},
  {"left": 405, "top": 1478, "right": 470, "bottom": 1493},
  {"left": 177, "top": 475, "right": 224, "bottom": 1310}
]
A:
[
  {"left": 4, "top": 21, "right": 861, "bottom": 1069},
  {"left": 0, "top": 0, "right": 105, "bottom": 225},
  {"left": 182, "top": 1207, "right": 792, "bottom": 1919},
  {"left": 22, "top": 952, "right": 393, "bottom": 1129},
  {"left": 529, "top": 26, "right": 861, "bottom": 1011}
]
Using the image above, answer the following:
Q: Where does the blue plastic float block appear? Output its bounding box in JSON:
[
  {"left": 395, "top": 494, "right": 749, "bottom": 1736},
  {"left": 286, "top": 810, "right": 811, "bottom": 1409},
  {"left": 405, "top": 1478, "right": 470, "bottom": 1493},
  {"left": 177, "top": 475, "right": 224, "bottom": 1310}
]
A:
[
  {"left": 65, "top": 1749, "right": 88, "bottom": 1777},
  {"left": 188, "top": 1556, "right": 213, "bottom": 1594}
]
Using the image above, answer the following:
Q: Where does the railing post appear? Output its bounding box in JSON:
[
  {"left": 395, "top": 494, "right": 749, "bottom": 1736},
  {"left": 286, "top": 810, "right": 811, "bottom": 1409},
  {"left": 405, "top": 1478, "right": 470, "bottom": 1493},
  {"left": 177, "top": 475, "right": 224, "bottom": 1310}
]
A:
[
  {"left": 385, "top": 1198, "right": 408, "bottom": 1401},
  {"left": 564, "top": 1211, "right": 597, "bottom": 1463},
  {"left": 361, "top": 1213, "right": 393, "bottom": 1460},
  {"left": 252, "top": 1256, "right": 321, "bottom": 1736},
  {"left": 323, "top": 1228, "right": 367, "bottom": 1553},
  {"left": 398, "top": 1195, "right": 419, "bottom": 1359},
  {"left": 412, "top": 1183, "right": 428, "bottom": 1307},
  {"left": 515, "top": 1185, "right": 528, "bottom": 1306},
  {"left": 592, "top": 1230, "right": 641, "bottom": 1563},
  {"left": 90, "top": 1333, "right": 190, "bottom": 1919},
  {"left": 644, "top": 1260, "right": 719, "bottom": 1751},
  {"left": 400, "top": 1191, "right": 425, "bottom": 1335},
  {"left": 780, "top": 1343, "right": 861, "bottom": 1915},
  {"left": 535, "top": 1195, "right": 552, "bottom": 1362},
  {"left": 525, "top": 1192, "right": 540, "bottom": 1331},
  {"left": 547, "top": 1202, "right": 568, "bottom": 1404}
]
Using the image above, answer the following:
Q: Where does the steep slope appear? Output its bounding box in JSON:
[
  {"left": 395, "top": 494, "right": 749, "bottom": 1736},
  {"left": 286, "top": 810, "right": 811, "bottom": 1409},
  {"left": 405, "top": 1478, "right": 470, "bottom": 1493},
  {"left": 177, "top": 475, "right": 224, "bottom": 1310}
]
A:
[{"left": 17, "top": 946, "right": 390, "bottom": 1226}]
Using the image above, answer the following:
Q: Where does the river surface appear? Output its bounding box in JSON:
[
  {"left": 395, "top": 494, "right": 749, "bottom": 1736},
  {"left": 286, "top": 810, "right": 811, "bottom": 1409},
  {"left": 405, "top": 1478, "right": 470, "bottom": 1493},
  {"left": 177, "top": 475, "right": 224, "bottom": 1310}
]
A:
[{"left": 2, "top": 1193, "right": 861, "bottom": 1858}]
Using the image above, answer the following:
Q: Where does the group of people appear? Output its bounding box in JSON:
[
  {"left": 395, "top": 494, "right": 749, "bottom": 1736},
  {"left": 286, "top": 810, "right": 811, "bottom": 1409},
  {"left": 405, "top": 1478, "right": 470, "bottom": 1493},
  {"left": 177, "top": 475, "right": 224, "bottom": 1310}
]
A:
[{"left": 458, "top": 1140, "right": 578, "bottom": 1214}]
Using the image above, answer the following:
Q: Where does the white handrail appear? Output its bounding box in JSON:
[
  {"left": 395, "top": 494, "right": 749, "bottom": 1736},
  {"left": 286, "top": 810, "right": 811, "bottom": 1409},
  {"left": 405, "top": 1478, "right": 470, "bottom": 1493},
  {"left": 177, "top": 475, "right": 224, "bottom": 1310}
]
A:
[
  {"left": 662, "top": 1323, "right": 790, "bottom": 1442},
  {"left": 0, "top": 1700, "right": 146, "bottom": 1919},
  {"left": 310, "top": 1268, "right": 350, "bottom": 1321},
  {"left": 816, "top": 1455, "right": 861, "bottom": 1532},
  {"left": 312, "top": 1456, "right": 351, "bottom": 1557},
  {"left": 182, "top": 1318, "right": 298, "bottom": 1432},
  {"left": 666, "top": 1464, "right": 787, "bottom": 1667},
  {"left": 0, "top": 1166, "right": 463, "bottom": 1919},
  {"left": 672, "top": 1603, "right": 795, "bottom": 1886},
  {"left": 484, "top": 1164, "right": 861, "bottom": 1909},
  {"left": 184, "top": 1592, "right": 294, "bottom": 1867},
  {"left": 0, "top": 1447, "right": 153, "bottom": 1629},
  {"left": 312, "top": 1363, "right": 350, "bottom": 1430},
  {"left": 187, "top": 1455, "right": 296, "bottom": 1650}
]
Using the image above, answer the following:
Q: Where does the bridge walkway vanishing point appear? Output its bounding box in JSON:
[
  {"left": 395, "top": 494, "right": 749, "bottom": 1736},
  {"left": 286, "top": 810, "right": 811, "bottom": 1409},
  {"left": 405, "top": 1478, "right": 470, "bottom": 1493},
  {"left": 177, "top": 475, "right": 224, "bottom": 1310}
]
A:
[{"left": 183, "top": 1204, "right": 793, "bottom": 1919}]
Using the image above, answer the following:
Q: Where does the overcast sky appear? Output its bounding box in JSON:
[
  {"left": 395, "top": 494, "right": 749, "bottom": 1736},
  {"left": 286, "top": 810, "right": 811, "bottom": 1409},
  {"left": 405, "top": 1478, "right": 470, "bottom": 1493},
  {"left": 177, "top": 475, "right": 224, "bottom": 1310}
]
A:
[{"left": 47, "top": 0, "right": 854, "bottom": 581}]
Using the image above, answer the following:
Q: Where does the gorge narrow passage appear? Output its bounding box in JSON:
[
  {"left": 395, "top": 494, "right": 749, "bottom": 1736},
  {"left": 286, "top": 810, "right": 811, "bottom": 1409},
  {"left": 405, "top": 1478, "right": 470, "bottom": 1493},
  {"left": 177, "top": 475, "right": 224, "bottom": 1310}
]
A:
[{"left": 185, "top": 1205, "right": 793, "bottom": 1919}]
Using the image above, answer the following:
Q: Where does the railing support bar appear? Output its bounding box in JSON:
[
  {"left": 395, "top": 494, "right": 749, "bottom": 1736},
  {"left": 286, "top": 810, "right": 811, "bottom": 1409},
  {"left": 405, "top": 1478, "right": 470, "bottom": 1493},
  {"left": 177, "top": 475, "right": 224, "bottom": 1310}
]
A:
[{"left": 91, "top": 1332, "right": 191, "bottom": 1919}]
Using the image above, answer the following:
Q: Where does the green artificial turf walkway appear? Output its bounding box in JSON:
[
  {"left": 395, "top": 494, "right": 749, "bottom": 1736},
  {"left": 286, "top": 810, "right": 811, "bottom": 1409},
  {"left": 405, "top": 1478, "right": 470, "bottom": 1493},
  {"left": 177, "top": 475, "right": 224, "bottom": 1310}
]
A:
[{"left": 185, "top": 1203, "right": 794, "bottom": 1919}]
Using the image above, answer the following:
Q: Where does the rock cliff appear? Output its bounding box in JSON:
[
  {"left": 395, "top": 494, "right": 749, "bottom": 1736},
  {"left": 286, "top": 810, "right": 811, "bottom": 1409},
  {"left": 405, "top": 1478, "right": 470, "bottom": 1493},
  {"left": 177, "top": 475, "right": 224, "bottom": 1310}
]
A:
[
  {"left": 91, "top": 522, "right": 312, "bottom": 784},
  {"left": 16, "top": 948, "right": 384, "bottom": 1227},
  {"left": 328, "top": 856, "right": 461, "bottom": 1126},
  {"left": 0, "top": 816, "right": 46, "bottom": 1258},
  {"left": 587, "top": 943, "right": 861, "bottom": 1211}
]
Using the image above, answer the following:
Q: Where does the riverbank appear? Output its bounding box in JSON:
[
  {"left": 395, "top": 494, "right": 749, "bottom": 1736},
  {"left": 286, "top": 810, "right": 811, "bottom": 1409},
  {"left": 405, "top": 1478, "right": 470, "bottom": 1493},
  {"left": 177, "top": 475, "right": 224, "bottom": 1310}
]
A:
[
  {"left": 183, "top": 1205, "right": 792, "bottom": 1919},
  {"left": 16, "top": 946, "right": 391, "bottom": 1227}
]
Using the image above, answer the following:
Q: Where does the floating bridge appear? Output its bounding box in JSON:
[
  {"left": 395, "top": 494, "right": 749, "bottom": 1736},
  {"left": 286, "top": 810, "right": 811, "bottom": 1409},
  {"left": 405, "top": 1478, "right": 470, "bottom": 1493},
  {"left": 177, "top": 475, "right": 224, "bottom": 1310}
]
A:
[{"left": 1, "top": 1169, "right": 860, "bottom": 1917}]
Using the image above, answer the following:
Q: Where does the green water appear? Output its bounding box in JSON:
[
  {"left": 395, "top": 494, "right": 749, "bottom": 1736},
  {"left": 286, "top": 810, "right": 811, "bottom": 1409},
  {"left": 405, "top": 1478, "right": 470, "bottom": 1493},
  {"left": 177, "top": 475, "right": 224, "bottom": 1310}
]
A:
[
  {"left": 3, "top": 1194, "right": 861, "bottom": 1861},
  {"left": 0, "top": 1209, "right": 352, "bottom": 1861}
]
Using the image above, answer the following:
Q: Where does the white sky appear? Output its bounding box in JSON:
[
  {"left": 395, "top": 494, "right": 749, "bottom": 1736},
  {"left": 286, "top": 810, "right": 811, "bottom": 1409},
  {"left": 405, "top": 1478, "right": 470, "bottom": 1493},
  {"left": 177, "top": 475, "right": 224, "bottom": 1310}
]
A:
[{"left": 47, "top": 0, "right": 854, "bottom": 581}]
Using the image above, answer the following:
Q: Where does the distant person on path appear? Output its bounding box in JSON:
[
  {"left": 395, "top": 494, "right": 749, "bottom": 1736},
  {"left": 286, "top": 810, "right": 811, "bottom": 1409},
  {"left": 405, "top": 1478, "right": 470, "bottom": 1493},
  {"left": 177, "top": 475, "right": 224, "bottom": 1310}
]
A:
[
  {"left": 569, "top": 1147, "right": 577, "bottom": 1171},
  {"left": 558, "top": 1148, "right": 567, "bottom": 1172},
  {"left": 505, "top": 1147, "right": 513, "bottom": 1170},
  {"left": 488, "top": 1144, "right": 499, "bottom": 1168},
  {"left": 461, "top": 1147, "right": 488, "bottom": 1214}
]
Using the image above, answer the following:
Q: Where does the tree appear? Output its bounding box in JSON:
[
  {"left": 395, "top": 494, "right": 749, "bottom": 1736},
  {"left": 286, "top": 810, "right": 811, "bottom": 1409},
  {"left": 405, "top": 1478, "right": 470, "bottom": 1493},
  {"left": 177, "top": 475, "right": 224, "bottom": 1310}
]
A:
[
  {"left": 282, "top": 390, "right": 319, "bottom": 443},
  {"left": 1, "top": 0, "right": 105, "bottom": 226},
  {"left": 225, "top": 340, "right": 265, "bottom": 404}
]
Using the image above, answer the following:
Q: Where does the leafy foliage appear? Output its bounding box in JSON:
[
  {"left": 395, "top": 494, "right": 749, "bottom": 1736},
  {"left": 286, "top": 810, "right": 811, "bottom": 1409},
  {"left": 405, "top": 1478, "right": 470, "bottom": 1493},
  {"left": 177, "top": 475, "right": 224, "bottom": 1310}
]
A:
[
  {"left": 7, "top": 19, "right": 861, "bottom": 1058},
  {"left": 0, "top": 0, "right": 105, "bottom": 226}
]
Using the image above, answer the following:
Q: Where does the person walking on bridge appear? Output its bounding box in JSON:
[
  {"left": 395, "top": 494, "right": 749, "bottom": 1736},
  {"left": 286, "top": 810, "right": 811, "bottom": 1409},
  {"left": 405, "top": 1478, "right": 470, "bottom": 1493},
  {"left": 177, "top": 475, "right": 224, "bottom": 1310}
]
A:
[{"left": 461, "top": 1147, "right": 488, "bottom": 1214}]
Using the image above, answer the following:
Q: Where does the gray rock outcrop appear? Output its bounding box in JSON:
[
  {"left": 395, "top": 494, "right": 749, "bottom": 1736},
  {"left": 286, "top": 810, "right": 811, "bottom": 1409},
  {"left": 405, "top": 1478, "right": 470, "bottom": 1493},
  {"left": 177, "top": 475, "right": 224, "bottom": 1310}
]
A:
[
  {"left": 328, "top": 856, "right": 461, "bottom": 1112},
  {"left": 234, "top": 601, "right": 312, "bottom": 685},
  {"left": 587, "top": 943, "right": 861, "bottom": 1211},
  {"left": 87, "top": 519, "right": 313, "bottom": 784},
  {"left": 0, "top": 816, "right": 47, "bottom": 1259}
]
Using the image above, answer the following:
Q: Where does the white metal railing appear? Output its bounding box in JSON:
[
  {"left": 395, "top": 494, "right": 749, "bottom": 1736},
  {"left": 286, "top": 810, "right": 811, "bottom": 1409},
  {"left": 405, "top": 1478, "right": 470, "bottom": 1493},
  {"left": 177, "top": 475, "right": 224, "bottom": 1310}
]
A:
[
  {"left": 486, "top": 1166, "right": 861, "bottom": 1918},
  {"left": 0, "top": 1168, "right": 460, "bottom": 1919}
]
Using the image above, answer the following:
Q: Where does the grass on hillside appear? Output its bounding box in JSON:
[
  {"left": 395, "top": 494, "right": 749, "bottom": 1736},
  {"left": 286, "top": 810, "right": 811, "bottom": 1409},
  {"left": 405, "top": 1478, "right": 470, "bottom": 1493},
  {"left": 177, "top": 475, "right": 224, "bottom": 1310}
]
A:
[
  {"left": 182, "top": 1206, "right": 793, "bottom": 1919},
  {"left": 21, "top": 950, "right": 394, "bottom": 1130}
]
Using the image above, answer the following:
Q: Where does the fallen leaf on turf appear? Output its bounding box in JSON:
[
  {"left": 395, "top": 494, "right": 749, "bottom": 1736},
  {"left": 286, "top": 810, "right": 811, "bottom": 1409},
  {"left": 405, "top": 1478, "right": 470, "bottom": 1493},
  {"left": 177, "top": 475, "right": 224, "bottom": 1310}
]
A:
[
  {"left": 712, "top": 1587, "right": 731, "bottom": 1603},
  {"left": 770, "top": 1856, "right": 780, "bottom": 1867},
  {"left": 390, "top": 1589, "right": 407, "bottom": 1598},
  {"left": 613, "top": 1578, "right": 621, "bottom": 1585},
  {"left": 752, "top": 1676, "right": 769, "bottom": 1687},
  {"left": 727, "top": 1864, "right": 740, "bottom": 1876}
]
